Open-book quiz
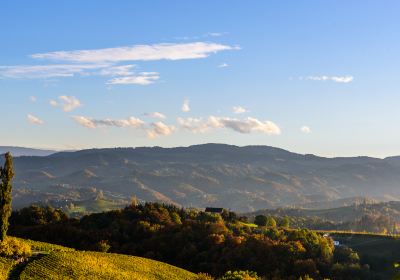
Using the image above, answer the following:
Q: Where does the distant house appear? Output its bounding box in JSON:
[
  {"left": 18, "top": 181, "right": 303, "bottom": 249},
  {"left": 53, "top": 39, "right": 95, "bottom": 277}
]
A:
[{"left": 205, "top": 207, "right": 224, "bottom": 214}]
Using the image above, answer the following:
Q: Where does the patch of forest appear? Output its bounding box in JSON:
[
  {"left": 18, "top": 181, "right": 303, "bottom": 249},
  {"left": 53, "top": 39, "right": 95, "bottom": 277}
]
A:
[{"left": 9, "top": 203, "right": 380, "bottom": 279}]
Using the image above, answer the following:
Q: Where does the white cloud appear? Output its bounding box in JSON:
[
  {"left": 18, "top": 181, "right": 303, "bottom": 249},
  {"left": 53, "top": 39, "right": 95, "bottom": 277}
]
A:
[
  {"left": 232, "top": 106, "right": 247, "bottom": 114},
  {"left": 72, "top": 116, "right": 144, "bottom": 129},
  {"left": 72, "top": 115, "right": 174, "bottom": 139},
  {"left": 30, "top": 96, "right": 37, "bottom": 102},
  {"left": 145, "top": 112, "right": 166, "bottom": 119},
  {"left": 107, "top": 72, "right": 159, "bottom": 85},
  {"left": 147, "top": 122, "right": 175, "bottom": 139},
  {"left": 218, "top": 63, "right": 229, "bottom": 68},
  {"left": 99, "top": 64, "right": 135, "bottom": 76},
  {"left": 2, "top": 42, "right": 239, "bottom": 86},
  {"left": 27, "top": 114, "right": 44, "bottom": 125},
  {"left": 31, "top": 42, "right": 238, "bottom": 63},
  {"left": 182, "top": 99, "right": 190, "bottom": 112},
  {"left": 300, "top": 126, "right": 311, "bottom": 133},
  {"left": 178, "top": 117, "right": 218, "bottom": 133},
  {"left": 178, "top": 116, "right": 281, "bottom": 135},
  {"left": 0, "top": 64, "right": 108, "bottom": 79},
  {"left": 304, "top": 75, "right": 354, "bottom": 83},
  {"left": 50, "top": 95, "right": 82, "bottom": 112}
]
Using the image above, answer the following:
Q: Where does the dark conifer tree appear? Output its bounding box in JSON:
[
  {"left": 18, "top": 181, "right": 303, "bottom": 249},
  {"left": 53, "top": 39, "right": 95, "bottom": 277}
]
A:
[{"left": 0, "top": 152, "right": 14, "bottom": 241}]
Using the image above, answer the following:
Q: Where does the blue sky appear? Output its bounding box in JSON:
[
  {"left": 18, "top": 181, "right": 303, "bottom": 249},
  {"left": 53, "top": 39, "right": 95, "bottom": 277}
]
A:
[{"left": 1, "top": 1, "right": 400, "bottom": 157}]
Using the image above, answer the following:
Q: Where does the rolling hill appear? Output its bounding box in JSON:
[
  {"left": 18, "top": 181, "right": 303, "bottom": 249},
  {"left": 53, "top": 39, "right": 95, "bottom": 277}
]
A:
[
  {"left": 248, "top": 200, "right": 400, "bottom": 223},
  {"left": 1, "top": 238, "right": 197, "bottom": 280},
  {"left": 5, "top": 143, "right": 400, "bottom": 212}
]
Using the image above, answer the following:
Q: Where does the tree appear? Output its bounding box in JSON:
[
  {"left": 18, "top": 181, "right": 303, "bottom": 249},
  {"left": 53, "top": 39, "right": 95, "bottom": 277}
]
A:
[
  {"left": 266, "top": 216, "right": 277, "bottom": 228},
  {"left": 254, "top": 215, "right": 268, "bottom": 227},
  {"left": 0, "top": 153, "right": 14, "bottom": 241},
  {"left": 280, "top": 216, "right": 290, "bottom": 228}
]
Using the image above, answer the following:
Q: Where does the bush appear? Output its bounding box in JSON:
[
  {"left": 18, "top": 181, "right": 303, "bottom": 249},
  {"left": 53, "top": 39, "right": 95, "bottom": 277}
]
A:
[
  {"left": 94, "top": 240, "right": 111, "bottom": 252},
  {"left": 218, "top": 270, "right": 260, "bottom": 280},
  {"left": 0, "top": 237, "right": 32, "bottom": 258},
  {"left": 198, "top": 272, "right": 215, "bottom": 280}
]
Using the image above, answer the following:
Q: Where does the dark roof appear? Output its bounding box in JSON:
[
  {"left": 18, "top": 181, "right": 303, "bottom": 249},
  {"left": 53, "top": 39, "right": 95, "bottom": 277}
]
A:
[{"left": 205, "top": 207, "right": 224, "bottom": 213}]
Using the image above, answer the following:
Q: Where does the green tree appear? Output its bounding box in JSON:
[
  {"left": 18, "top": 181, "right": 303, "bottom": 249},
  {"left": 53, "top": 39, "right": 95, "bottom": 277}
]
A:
[
  {"left": 267, "top": 216, "right": 277, "bottom": 228},
  {"left": 280, "top": 216, "right": 290, "bottom": 228},
  {"left": 254, "top": 215, "right": 268, "bottom": 226},
  {"left": 0, "top": 153, "right": 14, "bottom": 241}
]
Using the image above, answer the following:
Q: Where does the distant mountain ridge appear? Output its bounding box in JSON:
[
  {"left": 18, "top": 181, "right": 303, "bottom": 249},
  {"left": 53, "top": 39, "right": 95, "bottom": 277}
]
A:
[
  {"left": 5, "top": 143, "right": 400, "bottom": 212},
  {"left": 0, "top": 146, "right": 56, "bottom": 157}
]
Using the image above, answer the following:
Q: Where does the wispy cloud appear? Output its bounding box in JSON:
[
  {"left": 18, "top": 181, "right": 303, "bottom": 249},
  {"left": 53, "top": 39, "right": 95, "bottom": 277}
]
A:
[
  {"left": 182, "top": 99, "right": 190, "bottom": 112},
  {"left": 146, "top": 122, "right": 175, "bottom": 138},
  {"left": 49, "top": 95, "right": 82, "bottom": 112},
  {"left": 98, "top": 64, "right": 135, "bottom": 76},
  {"left": 107, "top": 72, "right": 159, "bottom": 85},
  {"left": 0, "top": 64, "right": 108, "bottom": 79},
  {"left": 29, "top": 96, "right": 37, "bottom": 102},
  {"left": 178, "top": 116, "right": 281, "bottom": 135},
  {"left": 31, "top": 42, "right": 238, "bottom": 63},
  {"left": 300, "top": 126, "right": 311, "bottom": 133},
  {"left": 27, "top": 114, "right": 44, "bottom": 125},
  {"left": 302, "top": 75, "right": 354, "bottom": 83},
  {"left": 2, "top": 42, "right": 238, "bottom": 86},
  {"left": 145, "top": 112, "right": 166, "bottom": 119},
  {"left": 206, "top": 32, "right": 224, "bottom": 37},
  {"left": 232, "top": 106, "right": 247, "bottom": 114},
  {"left": 218, "top": 63, "right": 229, "bottom": 68},
  {"left": 72, "top": 116, "right": 144, "bottom": 129}
]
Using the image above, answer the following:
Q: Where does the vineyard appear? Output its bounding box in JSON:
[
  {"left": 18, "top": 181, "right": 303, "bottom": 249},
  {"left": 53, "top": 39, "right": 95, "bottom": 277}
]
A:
[
  {"left": 0, "top": 237, "right": 197, "bottom": 279},
  {"left": 19, "top": 251, "right": 197, "bottom": 280},
  {"left": 0, "top": 257, "right": 15, "bottom": 280}
]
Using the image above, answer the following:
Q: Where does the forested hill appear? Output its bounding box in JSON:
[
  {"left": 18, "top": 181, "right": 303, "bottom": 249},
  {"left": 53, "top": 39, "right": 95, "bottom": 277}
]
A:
[{"left": 6, "top": 143, "right": 400, "bottom": 212}]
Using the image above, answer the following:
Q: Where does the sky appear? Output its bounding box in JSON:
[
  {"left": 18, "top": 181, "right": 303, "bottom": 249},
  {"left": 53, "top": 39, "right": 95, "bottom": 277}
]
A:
[{"left": 1, "top": 1, "right": 400, "bottom": 157}]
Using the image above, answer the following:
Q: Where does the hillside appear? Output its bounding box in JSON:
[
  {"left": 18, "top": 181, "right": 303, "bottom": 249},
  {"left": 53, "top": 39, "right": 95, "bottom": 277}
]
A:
[
  {"left": 246, "top": 201, "right": 400, "bottom": 234},
  {"left": 1, "top": 238, "right": 196, "bottom": 280},
  {"left": 248, "top": 201, "right": 400, "bottom": 223},
  {"left": 6, "top": 143, "right": 400, "bottom": 212}
]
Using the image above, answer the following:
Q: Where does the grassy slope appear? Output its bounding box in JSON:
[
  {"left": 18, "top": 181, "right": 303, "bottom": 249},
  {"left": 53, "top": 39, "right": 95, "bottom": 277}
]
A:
[
  {"left": 20, "top": 251, "right": 197, "bottom": 280},
  {"left": 1, "top": 238, "right": 197, "bottom": 280}
]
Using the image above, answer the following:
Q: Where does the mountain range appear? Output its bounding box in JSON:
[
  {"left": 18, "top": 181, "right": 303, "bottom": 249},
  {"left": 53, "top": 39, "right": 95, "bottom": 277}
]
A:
[
  {"left": 3, "top": 143, "right": 400, "bottom": 212},
  {"left": 0, "top": 146, "right": 56, "bottom": 157}
]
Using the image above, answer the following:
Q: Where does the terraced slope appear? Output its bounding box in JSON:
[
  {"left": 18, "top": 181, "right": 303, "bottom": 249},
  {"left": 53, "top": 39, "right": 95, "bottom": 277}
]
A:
[{"left": 19, "top": 251, "right": 197, "bottom": 280}]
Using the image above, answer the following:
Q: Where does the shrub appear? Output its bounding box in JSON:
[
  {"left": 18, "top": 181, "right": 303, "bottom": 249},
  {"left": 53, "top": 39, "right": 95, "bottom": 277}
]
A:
[
  {"left": 94, "top": 240, "right": 111, "bottom": 252},
  {"left": 0, "top": 237, "right": 32, "bottom": 258},
  {"left": 198, "top": 272, "right": 215, "bottom": 280},
  {"left": 218, "top": 270, "right": 260, "bottom": 280}
]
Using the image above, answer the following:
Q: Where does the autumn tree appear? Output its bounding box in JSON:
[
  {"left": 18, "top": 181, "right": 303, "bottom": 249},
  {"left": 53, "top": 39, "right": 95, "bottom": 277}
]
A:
[{"left": 0, "top": 153, "right": 14, "bottom": 241}]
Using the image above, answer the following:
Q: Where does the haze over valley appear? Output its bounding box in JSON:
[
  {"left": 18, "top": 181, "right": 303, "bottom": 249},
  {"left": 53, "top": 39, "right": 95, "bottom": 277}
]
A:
[{"left": 5, "top": 143, "right": 400, "bottom": 213}]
